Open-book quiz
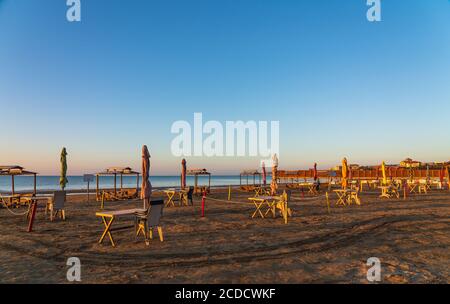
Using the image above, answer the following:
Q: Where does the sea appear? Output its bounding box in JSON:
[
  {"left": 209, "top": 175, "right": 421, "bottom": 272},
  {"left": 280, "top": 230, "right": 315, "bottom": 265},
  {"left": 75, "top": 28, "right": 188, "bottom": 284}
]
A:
[{"left": 0, "top": 175, "right": 273, "bottom": 193}]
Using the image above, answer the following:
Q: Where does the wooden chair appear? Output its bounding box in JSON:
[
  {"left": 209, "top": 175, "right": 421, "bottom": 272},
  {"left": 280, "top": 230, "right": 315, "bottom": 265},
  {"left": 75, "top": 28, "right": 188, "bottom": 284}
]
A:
[
  {"left": 135, "top": 199, "right": 164, "bottom": 245},
  {"left": 278, "top": 190, "right": 293, "bottom": 223},
  {"left": 181, "top": 187, "right": 194, "bottom": 206},
  {"left": 46, "top": 191, "right": 66, "bottom": 221}
]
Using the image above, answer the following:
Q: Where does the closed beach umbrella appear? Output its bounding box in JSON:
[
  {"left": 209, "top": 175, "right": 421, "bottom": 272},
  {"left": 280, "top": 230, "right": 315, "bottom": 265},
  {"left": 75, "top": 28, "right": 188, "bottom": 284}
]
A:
[
  {"left": 426, "top": 164, "right": 430, "bottom": 181},
  {"left": 181, "top": 159, "right": 187, "bottom": 189},
  {"left": 313, "top": 163, "right": 318, "bottom": 181},
  {"left": 439, "top": 167, "right": 445, "bottom": 184},
  {"left": 141, "top": 145, "right": 152, "bottom": 209},
  {"left": 270, "top": 154, "right": 279, "bottom": 195},
  {"left": 59, "top": 147, "right": 68, "bottom": 190},
  {"left": 341, "top": 158, "right": 348, "bottom": 189},
  {"left": 381, "top": 161, "right": 387, "bottom": 186},
  {"left": 262, "top": 162, "right": 267, "bottom": 186}
]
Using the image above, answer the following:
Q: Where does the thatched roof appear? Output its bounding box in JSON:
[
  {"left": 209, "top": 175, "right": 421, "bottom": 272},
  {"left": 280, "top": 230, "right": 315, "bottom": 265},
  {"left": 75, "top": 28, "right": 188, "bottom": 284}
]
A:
[
  {"left": 97, "top": 167, "right": 139, "bottom": 175},
  {"left": 0, "top": 165, "right": 37, "bottom": 175},
  {"left": 187, "top": 168, "right": 210, "bottom": 175},
  {"left": 240, "top": 170, "right": 261, "bottom": 175}
]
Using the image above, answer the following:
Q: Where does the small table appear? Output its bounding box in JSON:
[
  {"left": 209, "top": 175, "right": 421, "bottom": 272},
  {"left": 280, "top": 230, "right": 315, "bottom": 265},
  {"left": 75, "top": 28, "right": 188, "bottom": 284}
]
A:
[
  {"left": 407, "top": 182, "right": 419, "bottom": 194},
  {"left": 248, "top": 195, "right": 290, "bottom": 224},
  {"left": 379, "top": 185, "right": 399, "bottom": 199},
  {"left": 248, "top": 196, "right": 279, "bottom": 219},
  {"left": 164, "top": 188, "right": 182, "bottom": 207},
  {"left": 96, "top": 208, "right": 146, "bottom": 247},
  {"left": 253, "top": 186, "right": 270, "bottom": 197},
  {"left": 299, "top": 182, "right": 319, "bottom": 195},
  {"left": 418, "top": 182, "right": 428, "bottom": 194},
  {"left": 333, "top": 189, "right": 360, "bottom": 206}
]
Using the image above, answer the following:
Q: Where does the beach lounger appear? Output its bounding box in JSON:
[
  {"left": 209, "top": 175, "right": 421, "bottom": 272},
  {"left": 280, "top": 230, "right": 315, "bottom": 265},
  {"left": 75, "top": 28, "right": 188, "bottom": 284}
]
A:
[{"left": 135, "top": 198, "right": 164, "bottom": 245}]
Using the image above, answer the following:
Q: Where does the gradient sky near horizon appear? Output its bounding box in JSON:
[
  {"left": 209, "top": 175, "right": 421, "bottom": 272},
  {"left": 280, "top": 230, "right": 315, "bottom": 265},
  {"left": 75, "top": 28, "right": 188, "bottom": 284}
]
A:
[{"left": 0, "top": 0, "right": 449, "bottom": 175}]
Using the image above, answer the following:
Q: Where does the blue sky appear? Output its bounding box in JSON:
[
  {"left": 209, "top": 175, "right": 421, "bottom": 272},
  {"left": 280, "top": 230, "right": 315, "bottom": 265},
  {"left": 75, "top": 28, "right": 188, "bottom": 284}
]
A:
[{"left": 0, "top": 0, "right": 449, "bottom": 175}]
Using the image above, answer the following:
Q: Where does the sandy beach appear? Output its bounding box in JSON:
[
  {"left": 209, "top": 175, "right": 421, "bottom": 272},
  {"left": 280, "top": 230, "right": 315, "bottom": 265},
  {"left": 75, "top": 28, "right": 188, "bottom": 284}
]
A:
[{"left": 0, "top": 186, "right": 449, "bottom": 284}]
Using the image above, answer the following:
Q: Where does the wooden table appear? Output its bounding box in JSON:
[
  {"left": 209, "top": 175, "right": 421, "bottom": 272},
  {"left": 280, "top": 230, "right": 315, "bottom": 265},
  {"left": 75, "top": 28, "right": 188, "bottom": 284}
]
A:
[
  {"left": 95, "top": 208, "right": 146, "bottom": 247},
  {"left": 360, "top": 180, "right": 380, "bottom": 191},
  {"left": 248, "top": 196, "right": 279, "bottom": 218},
  {"left": 248, "top": 195, "right": 290, "bottom": 224},
  {"left": 298, "top": 182, "right": 319, "bottom": 195},
  {"left": 253, "top": 186, "right": 270, "bottom": 197},
  {"left": 333, "top": 189, "right": 360, "bottom": 206},
  {"left": 379, "top": 185, "right": 399, "bottom": 199},
  {"left": 164, "top": 188, "right": 187, "bottom": 207}
]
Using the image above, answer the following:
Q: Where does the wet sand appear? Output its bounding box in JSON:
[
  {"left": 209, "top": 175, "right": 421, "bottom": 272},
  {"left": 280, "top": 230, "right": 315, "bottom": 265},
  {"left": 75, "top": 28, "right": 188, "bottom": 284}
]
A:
[{"left": 0, "top": 186, "right": 449, "bottom": 283}]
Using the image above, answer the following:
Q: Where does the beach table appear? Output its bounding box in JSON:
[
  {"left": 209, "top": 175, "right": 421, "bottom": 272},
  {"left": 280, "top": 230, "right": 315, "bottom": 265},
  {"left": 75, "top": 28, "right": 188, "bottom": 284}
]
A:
[
  {"left": 379, "top": 185, "right": 399, "bottom": 199},
  {"left": 248, "top": 195, "right": 291, "bottom": 224},
  {"left": 333, "top": 189, "right": 360, "bottom": 206},
  {"left": 248, "top": 195, "right": 281, "bottom": 218},
  {"left": 418, "top": 181, "right": 429, "bottom": 194},
  {"left": 253, "top": 186, "right": 270, "bottom": 197},
  {"left": 298, "top": 182, "right": 318, "bottom": 195},
  {"left": 407, "top": 181, "right": 426, "bottom": 194},
  {"left": 361, "top": 180, "right": 380, "bottom": 191},
  {"left": 164, "top": 188, "right": 184, "bottom": 207},
  {"left": 96, "top": 208, "right": 146, "bottom": 247}
]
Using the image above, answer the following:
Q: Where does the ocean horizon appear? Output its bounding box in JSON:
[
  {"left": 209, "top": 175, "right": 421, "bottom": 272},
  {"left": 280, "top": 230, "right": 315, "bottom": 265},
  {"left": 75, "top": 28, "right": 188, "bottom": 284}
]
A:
[{"left": 0, "top": 175, "right": 272, "bottom": 193}]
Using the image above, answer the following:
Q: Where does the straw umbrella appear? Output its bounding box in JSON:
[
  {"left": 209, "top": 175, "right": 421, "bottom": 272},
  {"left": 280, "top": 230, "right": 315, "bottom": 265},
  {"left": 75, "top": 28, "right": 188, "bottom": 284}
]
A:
[
  {"left": 341, "top": 158, "right": 348, "bottom": 189},
  {"left": 59, "top": 147, "right": 68, "bottom": 190},
  {"left": 262, "top": 162, "right": 267, "bottom": 186},
  {"left": 141, "top": 145, "right": 152, "bottom": 209},
  {"left": 270, "top": 154, "right": 279, "bottom": 195},
  {"left": 181, "top": 159, "right": 187, "bottom": 189},
  {"left": 381, "top": 161, "right": 387, "bottom": 186}
]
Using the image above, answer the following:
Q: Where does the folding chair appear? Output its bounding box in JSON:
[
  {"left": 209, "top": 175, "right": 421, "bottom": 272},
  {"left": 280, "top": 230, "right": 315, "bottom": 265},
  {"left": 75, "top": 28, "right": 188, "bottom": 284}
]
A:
[
  {"left": 46, "top": 191, "right": 66, "bottom": 221},
  {"left": 135, "top": 198, "right": 164, "bottom": 245},
  {"left": 180, "top": 187, "right": 194, "bottom": 206}
]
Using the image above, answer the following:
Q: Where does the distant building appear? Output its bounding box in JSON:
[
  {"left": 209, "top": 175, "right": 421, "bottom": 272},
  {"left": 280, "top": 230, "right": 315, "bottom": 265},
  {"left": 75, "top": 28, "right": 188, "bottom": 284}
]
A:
[
  {"left": 400, "top": 158, "right": 422, "bottom": 168},
  {"left": 431, "top": 161, "right": 450, "bottom": 168}
]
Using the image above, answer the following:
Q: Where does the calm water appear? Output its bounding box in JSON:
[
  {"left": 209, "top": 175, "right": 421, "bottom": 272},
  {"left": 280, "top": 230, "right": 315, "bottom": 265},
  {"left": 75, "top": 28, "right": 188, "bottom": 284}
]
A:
[{"left": 0, "top": 175, "right": 272, "bottom": 193}]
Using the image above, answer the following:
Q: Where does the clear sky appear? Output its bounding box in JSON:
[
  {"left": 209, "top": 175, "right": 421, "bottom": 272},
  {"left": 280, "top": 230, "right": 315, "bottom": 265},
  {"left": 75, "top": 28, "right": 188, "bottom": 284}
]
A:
[{"left": 0, "top": 0, "right": 449, "bottom": 175}]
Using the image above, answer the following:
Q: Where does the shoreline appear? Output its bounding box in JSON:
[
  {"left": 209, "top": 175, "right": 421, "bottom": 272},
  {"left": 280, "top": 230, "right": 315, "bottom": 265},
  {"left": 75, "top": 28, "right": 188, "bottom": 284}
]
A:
[{"left": 0, "top": 184, "right": 258, "bottom": 196}]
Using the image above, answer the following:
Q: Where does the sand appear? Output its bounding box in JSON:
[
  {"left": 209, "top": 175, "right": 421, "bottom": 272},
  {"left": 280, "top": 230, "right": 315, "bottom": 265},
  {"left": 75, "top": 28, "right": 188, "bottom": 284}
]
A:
[{"left": 0, "top": 186, "right": 449, "bottom": 283}]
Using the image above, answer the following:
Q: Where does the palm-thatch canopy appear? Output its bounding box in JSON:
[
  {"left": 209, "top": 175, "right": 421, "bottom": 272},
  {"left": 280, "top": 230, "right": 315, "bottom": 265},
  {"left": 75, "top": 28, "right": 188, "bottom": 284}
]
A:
[
  {"left": 239, "top": 170, "right": 262, "bottom": 186},
  {"left": 0, "top": 165, "right": 37, "bottom": 195},
  {"left": 96, "top": 167, "right": 140, "bottom": 195},
  {"left": 186, "top": 169, "right": 211, "bottom": 194}
]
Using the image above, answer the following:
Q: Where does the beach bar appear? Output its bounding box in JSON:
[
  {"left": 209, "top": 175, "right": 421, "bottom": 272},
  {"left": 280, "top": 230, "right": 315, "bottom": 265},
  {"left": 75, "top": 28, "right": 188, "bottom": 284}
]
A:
[
  {"left": 96, "top": 167, "right": 140, "bottom": 201},
  {"left": 0, "top": 166, "right": 37, "bottom": 196}
]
